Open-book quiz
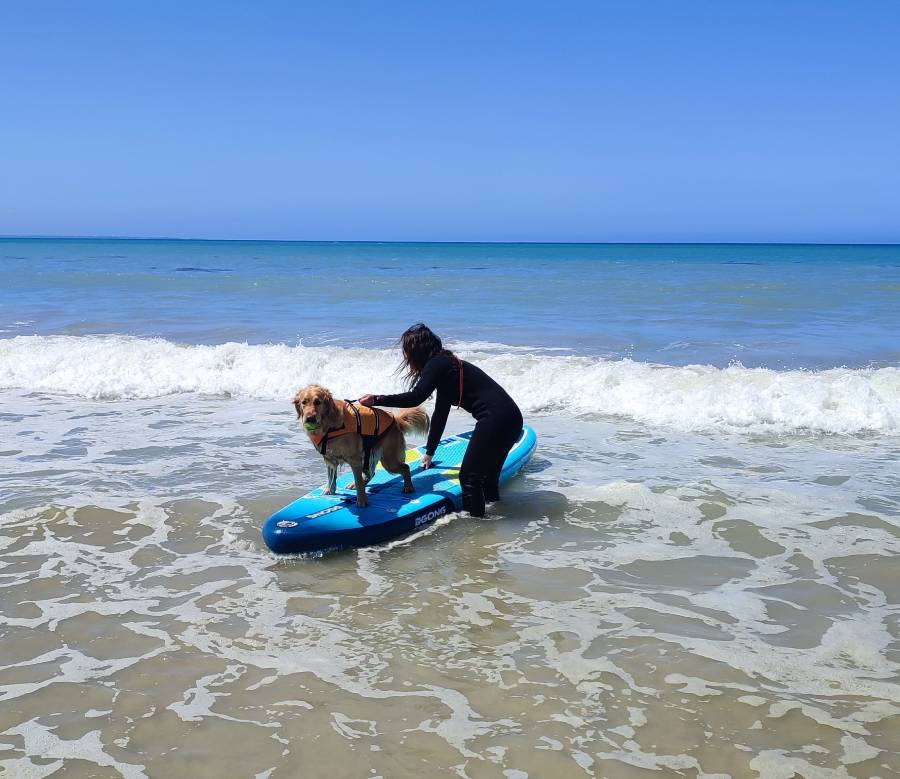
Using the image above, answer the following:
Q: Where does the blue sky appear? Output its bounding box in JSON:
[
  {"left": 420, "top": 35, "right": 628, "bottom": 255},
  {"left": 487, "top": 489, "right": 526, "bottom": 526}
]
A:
[{"left": 2, "top": 1, "right": 898, "bottom": 242}]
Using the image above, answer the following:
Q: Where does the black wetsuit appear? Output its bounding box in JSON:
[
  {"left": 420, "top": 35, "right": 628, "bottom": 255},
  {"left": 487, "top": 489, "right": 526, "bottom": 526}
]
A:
[{"left": 375, "top": 352, "right": 523, "bottom": 517}]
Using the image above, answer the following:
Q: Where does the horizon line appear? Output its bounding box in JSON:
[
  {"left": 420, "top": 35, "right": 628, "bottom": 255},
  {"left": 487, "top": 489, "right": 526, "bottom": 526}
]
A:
[{"left": 2, "top": 234, "right": 899, "bottom": 247}]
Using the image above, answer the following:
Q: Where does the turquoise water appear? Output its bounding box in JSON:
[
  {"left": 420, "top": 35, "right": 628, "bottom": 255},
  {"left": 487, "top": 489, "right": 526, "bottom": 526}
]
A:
[
  {"left": 3, "top": 238, "right": 899, "bottom": 368},
  {"left": 2, "top": 238, "right": 899, "bottom": 777}
]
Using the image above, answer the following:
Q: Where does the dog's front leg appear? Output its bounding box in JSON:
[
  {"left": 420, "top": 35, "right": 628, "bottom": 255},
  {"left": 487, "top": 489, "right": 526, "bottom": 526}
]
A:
[
  {"left": 324, "top": 459, "right": 339, "bottom": 494},
  {"left": 348, "top": 459, "right": 368, "bottom": 508}
]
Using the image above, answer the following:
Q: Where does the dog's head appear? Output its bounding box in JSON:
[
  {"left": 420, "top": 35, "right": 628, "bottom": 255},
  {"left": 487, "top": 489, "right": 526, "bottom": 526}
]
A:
[{"left": 292, "top": 384, "right": 339, "bottom": 434}]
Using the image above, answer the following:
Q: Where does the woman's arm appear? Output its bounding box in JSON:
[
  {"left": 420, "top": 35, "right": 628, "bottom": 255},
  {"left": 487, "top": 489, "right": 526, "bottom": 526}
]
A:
[
  {"left": 425, "top": 393, "right": 451, "bottom": 456},
  {"left": 361, "top": 354, "right": 449, "bottom": 408}
]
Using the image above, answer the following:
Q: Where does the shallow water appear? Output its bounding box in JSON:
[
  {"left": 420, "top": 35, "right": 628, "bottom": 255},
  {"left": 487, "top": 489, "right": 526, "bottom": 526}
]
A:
[
  {"left": 2, "top": 393, "right": 898, "bottom": 777},
  {"left": 2, "top": 240, "right": 899, "bottom": 777}
]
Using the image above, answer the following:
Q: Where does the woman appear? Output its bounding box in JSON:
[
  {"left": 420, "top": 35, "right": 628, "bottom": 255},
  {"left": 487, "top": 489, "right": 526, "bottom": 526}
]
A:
[{"left": 360, "top": 323, "right": 523, "bottom": 518}]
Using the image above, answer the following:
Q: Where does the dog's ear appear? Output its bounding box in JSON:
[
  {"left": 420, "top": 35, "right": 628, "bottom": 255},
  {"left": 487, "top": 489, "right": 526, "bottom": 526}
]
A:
[
  {"left": 320, "top": 388, "right": 339, "bottom": 422},
  {"left": 292, "top": 391, "right": 304, "bottom": 417}
]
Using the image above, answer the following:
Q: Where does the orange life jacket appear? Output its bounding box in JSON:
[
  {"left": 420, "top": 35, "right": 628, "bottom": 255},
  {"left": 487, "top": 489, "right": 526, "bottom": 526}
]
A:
[{"left": 309, "top": 400, "right": 395, "bottom": 456}]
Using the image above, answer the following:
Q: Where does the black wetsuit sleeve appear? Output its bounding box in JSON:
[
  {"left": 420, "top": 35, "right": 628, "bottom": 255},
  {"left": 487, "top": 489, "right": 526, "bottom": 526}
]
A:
[
  {"left": 375, "top": 355, "right": 449, "bottom": 408},
  {"left": 426, "top": 392, "right": 451, "bottom": 456}
]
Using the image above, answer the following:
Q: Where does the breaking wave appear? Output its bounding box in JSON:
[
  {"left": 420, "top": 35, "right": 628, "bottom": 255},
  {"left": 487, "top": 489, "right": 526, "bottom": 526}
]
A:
[{"left": 2, "top": 335, "right": 898, "bottom": 435}]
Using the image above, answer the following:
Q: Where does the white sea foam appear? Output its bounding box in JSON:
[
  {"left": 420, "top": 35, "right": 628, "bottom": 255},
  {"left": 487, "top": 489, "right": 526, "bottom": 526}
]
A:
[{"left": 1, "top": 335, "right": 899, "bottom": 435}]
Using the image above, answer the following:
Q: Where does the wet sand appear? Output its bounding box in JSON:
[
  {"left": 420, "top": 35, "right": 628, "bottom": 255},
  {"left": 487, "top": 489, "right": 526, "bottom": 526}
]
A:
[{"left": 2, "top": 395, "right": 898, "bottom": 777}]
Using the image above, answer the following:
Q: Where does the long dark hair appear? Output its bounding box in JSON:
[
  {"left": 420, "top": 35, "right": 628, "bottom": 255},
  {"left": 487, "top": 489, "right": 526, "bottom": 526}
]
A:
[{"left": 398, "top": 323, "right": 456, "bottom": 386}]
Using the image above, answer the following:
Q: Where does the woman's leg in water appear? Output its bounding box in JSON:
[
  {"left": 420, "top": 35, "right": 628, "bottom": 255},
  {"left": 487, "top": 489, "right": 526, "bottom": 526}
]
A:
[
  {"left": 482, "top": 411, "right": 523, "bottom": 501},
  {"left": 483, "top": 420, "right": 522, "bottom": 502},
  {"left": 459, "top": 413, "right": 522, "bottom": 515},
  {"left": 459, "top": 422, "right": 492, "bottom": 517}
]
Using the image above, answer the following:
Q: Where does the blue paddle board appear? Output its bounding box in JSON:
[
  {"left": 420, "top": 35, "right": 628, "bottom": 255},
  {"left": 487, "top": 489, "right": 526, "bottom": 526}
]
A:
[{"left": 263, "top": 424, "right": 537, "bottom": 554}]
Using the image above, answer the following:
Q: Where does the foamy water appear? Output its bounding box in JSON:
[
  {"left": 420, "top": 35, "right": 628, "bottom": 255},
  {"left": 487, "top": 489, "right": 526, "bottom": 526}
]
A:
[
  {"left": 3, "top": 335, "right": 899, "bottom": 435},
  {"left": 2, "top": 239, "right": 899, "bottom": 777},
  {"left": 2, "top": 390, "right": 899, "bottom": 777}
]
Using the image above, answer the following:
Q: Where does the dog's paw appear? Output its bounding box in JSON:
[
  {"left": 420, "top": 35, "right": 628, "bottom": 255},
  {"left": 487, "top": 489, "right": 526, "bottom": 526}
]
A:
[{"left": 402, "top": 485, "right": 415, "bottom": 494}]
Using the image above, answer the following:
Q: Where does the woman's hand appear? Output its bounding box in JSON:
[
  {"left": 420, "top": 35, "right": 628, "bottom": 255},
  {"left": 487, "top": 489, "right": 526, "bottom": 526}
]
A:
[
  {"left": 421, "top": 454, "right": 433, "bottom": 469},
  {"left": 358, "top": 394, "right": 376, "bottom": 407}
]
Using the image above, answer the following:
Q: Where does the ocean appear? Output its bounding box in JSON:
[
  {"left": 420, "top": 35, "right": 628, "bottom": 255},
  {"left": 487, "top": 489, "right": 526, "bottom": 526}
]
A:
[{"left": 1, "top": 238, "right": 898, "bottom": 777}]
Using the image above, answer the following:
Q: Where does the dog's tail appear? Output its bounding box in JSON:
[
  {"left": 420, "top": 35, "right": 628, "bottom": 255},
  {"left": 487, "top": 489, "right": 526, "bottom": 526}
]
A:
[{"left": 392, "top": 406, "right": 430, "bottom": 435}]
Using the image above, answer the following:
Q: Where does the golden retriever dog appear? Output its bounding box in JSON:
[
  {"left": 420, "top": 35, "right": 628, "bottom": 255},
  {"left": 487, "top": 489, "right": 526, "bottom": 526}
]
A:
[{"left": 293, "top": 384, "right": 429, "bottom": 508}]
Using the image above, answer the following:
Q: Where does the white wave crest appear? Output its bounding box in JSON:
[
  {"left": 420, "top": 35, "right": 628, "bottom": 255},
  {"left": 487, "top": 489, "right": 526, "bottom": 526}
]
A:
[{"left": 1, "top": 335, "right": 898, "bottom": 435}]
